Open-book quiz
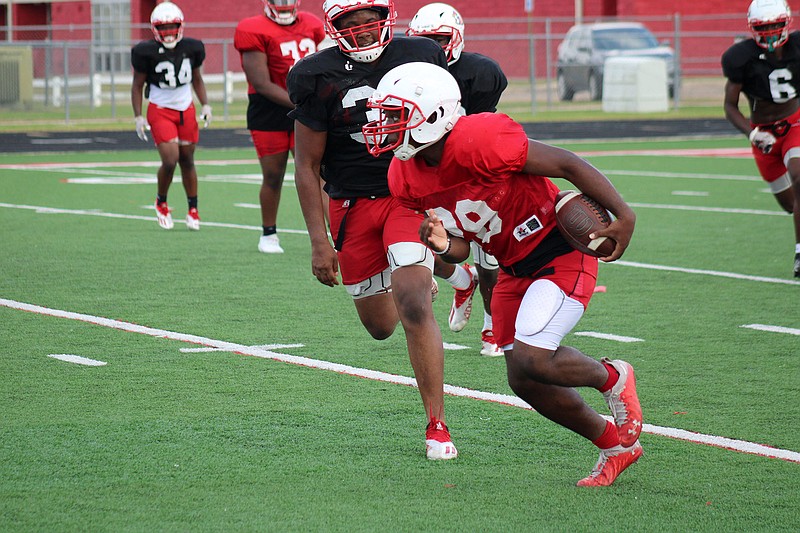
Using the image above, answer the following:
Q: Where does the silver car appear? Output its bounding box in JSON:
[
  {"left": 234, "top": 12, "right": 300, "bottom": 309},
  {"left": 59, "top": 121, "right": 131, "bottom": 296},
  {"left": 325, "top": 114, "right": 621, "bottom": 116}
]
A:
[{"left": 556, "top": 22, "right": 675, "bottom": 101}]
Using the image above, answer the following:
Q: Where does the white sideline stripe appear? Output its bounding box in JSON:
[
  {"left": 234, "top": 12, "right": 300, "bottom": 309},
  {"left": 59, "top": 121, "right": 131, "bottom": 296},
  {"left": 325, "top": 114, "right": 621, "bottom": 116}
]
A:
[
  {"left": 3, "top": 296, "right": 798, "bottom": 464},
  {"left": 66, "top": 175, "right": 295, "bottom": 186},
  {"left": 0, "top": 159, "right": 269, "bottom": 170},
  {"left": 443, "top": 343, "right": 471, "bottom": 350},
  {"left": 628, "top": 202, "right": 788, "bottom": 217},
  {"left": 610, "top": 260, "right": 800, "bottom": 286},
  {"left": 671, "top": 191, "right": 709, "bottom": 197},
  {"left": 47, "top": 353, "right": 107, "bottom": 366},
  {"left": 740, "top": 324, "right": 800, "bottom": 336},
  {"left": 183, "top": 342, "right": 472, "bottom": 353},
  {"left": 180, "top": 343, "right": 306, "bottom": 353},
  {"left": 573, "top": 332, "right": 644, "bottom": 343},
  {"left": 234, "top": 203, "right": 260, "bottom": 209},
  {"left": 2, "top": 201, "right": 798, "bottom": 286}
]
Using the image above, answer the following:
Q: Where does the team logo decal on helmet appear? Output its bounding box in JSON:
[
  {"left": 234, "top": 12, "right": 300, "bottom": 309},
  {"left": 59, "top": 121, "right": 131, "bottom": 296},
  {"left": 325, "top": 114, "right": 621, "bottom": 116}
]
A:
[
  {"left": 264, "top": 0, "right": 299, "bottom": 25},
  {"left": 150, "top": 2, "right": 185, "bottom": 49},
  {"left": 363, "top": 62, "right": 462, "bottom": 161},
  {"left": 748, "top": 0, "right": 792, "bottom": 51},
  {"left": 407, "top": 2, "right": 465, "bottom": 65},
  {"left": 322, "top": 0, "right": 396, "bottom": 63}
]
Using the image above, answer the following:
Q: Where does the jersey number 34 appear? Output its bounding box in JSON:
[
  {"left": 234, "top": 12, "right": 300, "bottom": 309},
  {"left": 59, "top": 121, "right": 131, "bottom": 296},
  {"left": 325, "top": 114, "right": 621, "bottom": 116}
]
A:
[{"left": 155, "top": 58, "right": 192, "bottom": 89}]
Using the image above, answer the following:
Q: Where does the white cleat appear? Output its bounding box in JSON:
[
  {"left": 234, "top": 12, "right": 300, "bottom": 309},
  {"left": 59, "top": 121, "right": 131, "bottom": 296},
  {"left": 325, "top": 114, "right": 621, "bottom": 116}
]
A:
[
  {"left": 155, "top": 201, "right": 173, "bottom": 230},
  {"left": 448, "top": 264, "right": 479, "bottom": 332},
  {"left": 185, "top": 208, "right": 200, "bottom": 231},
  {"left": 258, "top": 234, "right": 284, "bottom": 254},
  {"left": 480, "top": 329, "right": 504, "bottom": 357}
]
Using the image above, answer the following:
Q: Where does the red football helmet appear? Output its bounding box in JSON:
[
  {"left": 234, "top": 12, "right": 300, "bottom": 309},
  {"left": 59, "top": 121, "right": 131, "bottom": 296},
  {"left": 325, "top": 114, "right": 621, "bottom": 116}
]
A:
[
  {"left": 264, "top": 0, "right": 299, "bottom": 25},
  {"left": 322, "top": 0, "right": 396, "bottom": 63},
  {"left": 150, "top": 2, "right": 184, "bottom": 49},
  {"left": 748, "top": 0, "right": 792, "bottom": 51}
]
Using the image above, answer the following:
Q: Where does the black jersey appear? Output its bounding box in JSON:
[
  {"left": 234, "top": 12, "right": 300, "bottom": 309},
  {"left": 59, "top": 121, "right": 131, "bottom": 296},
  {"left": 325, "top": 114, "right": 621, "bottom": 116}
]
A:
[
  {"left": 449, "top": 51, "right": 508, "bottom": 114},
  {"left": 131, "top": 38, "right": 206, "bottom": 90},
  {"left": 722, "top": 31, "right": 800, "bottom": 103},
  {"left": 287, "top": 36, "right": 447, "bottom": 198}
]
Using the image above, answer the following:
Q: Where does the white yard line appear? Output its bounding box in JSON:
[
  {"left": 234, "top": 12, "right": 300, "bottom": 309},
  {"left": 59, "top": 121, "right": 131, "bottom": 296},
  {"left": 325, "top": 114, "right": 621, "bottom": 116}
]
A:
[
  {"left": 610, "top": 260, "right": 800, "bottom": 286},
  {"left": 604, "top": 169, "right": 760, "bottom": 181},
  {"left": 573, "top": 332, "right": 644, "bottom": 343},
  {"left": 740, "top": 324, "right": 800, "bottom": 336},
  {"left": 0, "top": 158, "right": 758, "bottom": 182},
  {"left": 2, "top": 296, "right": 798, "bottom": 464},
  {"left": 628, "top": 202, "right": 788, "bottom": 217},
  {"left": 47, "top": 353, "right": 107, "bottom": 366},
  {"left": 2, "top": 201, "right": 798, "bottom": 285}
]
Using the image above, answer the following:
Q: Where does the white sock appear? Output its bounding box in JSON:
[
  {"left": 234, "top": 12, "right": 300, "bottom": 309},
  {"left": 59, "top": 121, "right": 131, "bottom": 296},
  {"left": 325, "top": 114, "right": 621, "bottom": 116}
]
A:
[
  {"left": 445, "top": 264, "right": 473, "bottom": 290},
  {"left": 483, "top": 311, "right": 492, "bottom": 332},
  {"left": 795, "top": 243, "right": 800, "bottom": 254}
]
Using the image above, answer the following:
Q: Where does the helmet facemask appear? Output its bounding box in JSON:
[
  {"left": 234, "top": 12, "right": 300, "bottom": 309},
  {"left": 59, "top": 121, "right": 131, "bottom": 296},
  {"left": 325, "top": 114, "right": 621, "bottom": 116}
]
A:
[
  {"left": 748, "top": 0, "right": 792, "bottom": 51},
  {"left": 363, "top": 62, "right": 462, "bottom": 161},
  {"left": 150, "top": 2, "right": 185, "bottom": 49},
  {"left": 407, "top": 3, "right": 465, "bottom": 65},
  {"left": 264, "top": 0, "right": 298, "bottom": 25},
  {"left": 323, "top": 1, "right": 396, "bottom": 63}
]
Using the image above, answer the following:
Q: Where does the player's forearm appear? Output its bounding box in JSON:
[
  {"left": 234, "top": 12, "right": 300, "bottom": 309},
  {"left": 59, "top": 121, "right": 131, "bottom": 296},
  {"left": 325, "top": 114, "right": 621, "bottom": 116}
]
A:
[
  {"left": 253, "top": 81, "right": 293, "bottom": 108},
  {"left": 295, "top": 169, "right": 330, "bottom": 245},
  {"left": 724, "top": 103, "right": 751, "bottom": 135},
  {"left": 131, "top": 87, "right": 144, "bottom": 116},
  {"left": 192, "top": 75, "right": 209, "bottom": 106},
  {"left": 564, "top": 158, "right": 635, "bottom": 223}
]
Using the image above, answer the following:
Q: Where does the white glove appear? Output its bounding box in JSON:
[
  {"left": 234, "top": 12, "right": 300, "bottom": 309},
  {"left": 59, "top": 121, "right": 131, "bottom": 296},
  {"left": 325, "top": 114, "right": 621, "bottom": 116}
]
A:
[
  {"left": 201, "top": 104, "right": 212, "bottom": 129},
  {"left": 749, "top": 127, "right": 776, "bottom": 154},
  {"left": 135, "top": 115, "right": 150, "bottom": 142}
]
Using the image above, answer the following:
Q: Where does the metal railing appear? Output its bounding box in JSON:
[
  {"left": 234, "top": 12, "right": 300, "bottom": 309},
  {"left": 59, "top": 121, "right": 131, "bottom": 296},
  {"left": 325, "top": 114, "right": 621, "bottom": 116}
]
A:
[{"left": 0, "top": 13, "right": 745, "bottom": 124}]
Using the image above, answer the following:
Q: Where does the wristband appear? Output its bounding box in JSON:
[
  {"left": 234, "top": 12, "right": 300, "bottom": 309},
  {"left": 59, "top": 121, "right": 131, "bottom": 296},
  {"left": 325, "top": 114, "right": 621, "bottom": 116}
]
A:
[{"left": 433, "top": 236, "right": 451, "bottom": 256}]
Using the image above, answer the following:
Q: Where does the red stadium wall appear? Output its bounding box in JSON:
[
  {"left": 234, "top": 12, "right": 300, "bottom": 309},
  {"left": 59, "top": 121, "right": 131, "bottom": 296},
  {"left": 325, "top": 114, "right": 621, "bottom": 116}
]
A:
[
  {"left": 14, "top": 0, "right": 746, "bottom": 29},
  {"left": 8, "top": 0, "right": 748, "bottom": 79}
]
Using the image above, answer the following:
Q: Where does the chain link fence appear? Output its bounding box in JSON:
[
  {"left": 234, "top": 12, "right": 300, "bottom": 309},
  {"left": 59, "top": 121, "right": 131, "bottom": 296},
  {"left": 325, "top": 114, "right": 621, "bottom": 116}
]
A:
[{"left": 0, "top": 13, "right": 745, "bottom": 124}]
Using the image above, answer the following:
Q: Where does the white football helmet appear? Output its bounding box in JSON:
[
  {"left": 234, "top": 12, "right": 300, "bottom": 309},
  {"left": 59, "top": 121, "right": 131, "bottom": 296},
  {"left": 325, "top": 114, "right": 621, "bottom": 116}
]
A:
[
  {"left": 150, "top": 2, "right": 184, "bottom": 49},
  {"left": 264, "top": 0, "right": 298, "bottom": 25},
  {"left": 406, "top": 3, "right": 465, "bottom": 65},
  {"left": 363, "top": 62, "right": 461, "bottom": 161},
  {"left": 323, "top": 0, "right": 396, "bottom": 63},
  {"left": 748, "top": 0, "right": 792, "bottom": 51}
]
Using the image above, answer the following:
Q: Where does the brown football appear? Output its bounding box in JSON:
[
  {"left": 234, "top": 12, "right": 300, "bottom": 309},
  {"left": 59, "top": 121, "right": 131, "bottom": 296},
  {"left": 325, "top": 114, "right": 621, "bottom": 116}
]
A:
[{"left": 554, "top": 190, "right": 616, "bottom": 258}]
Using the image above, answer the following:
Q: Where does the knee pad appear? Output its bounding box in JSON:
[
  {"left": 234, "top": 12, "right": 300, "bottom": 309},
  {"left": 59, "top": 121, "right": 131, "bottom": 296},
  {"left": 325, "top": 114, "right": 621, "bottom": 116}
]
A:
[
  {"left": 515, "top": 280, "right": 566, "bottom": 337},
  {"left": 387, "top": 242, "right": 434, "bottom": 272},
  {"left": 345, "top": 267, "right": 391, "bottom": 300},
  {"left": 514, "top": 280, "right": 584, "bottom": 350}
]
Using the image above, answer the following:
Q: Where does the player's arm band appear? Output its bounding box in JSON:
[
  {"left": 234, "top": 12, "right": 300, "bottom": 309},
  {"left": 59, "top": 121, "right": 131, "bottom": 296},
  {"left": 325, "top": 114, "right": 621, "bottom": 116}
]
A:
[{"left": 433, "top": 236, "right": 452, "bottom": 256}]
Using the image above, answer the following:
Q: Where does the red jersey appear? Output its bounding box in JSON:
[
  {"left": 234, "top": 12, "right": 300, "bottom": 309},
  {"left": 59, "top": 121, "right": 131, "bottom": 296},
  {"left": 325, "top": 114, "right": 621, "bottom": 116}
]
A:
[
  {"left": 389, "top": 113, "right": 563, "bottom": 269},
  {"left": 234, "top": 12, "right": 325, "bottom": 131}
]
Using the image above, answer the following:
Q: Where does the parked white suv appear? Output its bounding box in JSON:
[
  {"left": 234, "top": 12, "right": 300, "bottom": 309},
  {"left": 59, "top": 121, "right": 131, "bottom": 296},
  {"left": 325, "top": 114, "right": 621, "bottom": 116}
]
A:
[{"left": 556, "top": 22, "right": 675, "bottom": 101}]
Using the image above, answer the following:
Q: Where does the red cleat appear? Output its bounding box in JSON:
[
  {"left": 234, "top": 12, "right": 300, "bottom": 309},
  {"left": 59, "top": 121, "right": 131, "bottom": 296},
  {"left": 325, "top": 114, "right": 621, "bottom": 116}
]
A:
[
  {"left": 425, "top": 418, "right": 458, "bottom": 460},
  {"left": 602, "top": 358, "right": 643, "bottom": 448},
  {"left": 577, "top": 441, "right": 643, "bottom": 487}
]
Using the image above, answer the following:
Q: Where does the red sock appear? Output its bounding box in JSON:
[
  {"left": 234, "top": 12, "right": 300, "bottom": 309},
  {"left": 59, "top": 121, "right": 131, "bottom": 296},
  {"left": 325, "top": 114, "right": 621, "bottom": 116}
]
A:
[
  {"left": 592, "top": 420, "right": 621, "bottom": 450},
  {"left": 598, "top": 361, "right": 620, "bottom": 392}
]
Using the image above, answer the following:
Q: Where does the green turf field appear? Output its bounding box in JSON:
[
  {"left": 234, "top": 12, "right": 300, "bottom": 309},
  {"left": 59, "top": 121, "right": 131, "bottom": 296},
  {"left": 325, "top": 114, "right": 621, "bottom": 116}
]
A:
[{"left": 1, "top": 136, "right": 798, "bottom": 532}]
